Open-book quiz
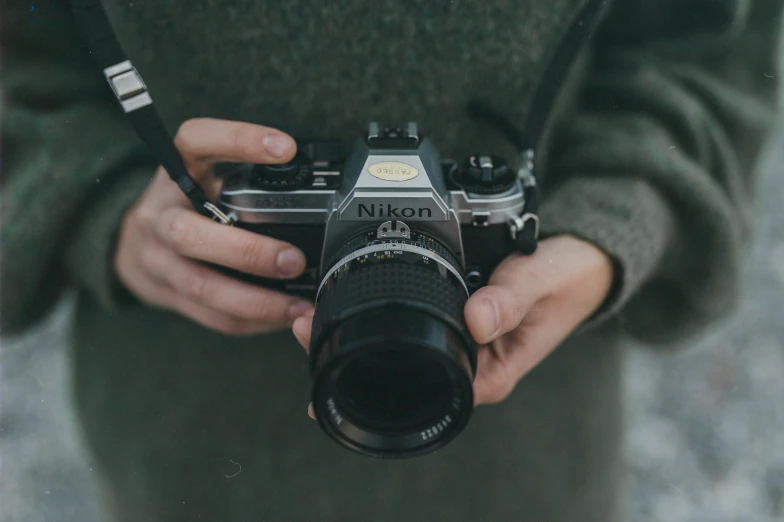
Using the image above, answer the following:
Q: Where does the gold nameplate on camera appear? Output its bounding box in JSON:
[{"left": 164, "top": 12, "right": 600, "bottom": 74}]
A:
[{"left": 368, "top": 161, "right": 419, "bottom": 182}]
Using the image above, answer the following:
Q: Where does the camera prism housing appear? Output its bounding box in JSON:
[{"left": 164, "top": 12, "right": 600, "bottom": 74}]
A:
[{"left": 218, "top": 122, "right": 537, "bottom": 458}]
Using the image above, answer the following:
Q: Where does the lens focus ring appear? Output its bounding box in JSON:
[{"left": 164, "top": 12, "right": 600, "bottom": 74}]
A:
[{"left": 310, "top": 262, "right": 475, "bottom": 373}]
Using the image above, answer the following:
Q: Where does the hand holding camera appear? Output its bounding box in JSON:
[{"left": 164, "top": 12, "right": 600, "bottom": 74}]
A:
[
  {"left": 115, "top": 117, "right": 614, "bottom": 458},
  {"left": 293, "top": 234, "right": 613, "bottom": 407},
  {"left": 114, "top": 118, "right": 316, "bottom": 335}
]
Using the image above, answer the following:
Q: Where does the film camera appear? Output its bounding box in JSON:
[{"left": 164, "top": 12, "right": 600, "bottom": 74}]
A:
[{"left": 218, "top": 123, "right": 539, "bottom": 458}]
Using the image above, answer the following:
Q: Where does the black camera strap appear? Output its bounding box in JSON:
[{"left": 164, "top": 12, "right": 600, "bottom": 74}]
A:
[
  {"left": 70, "top": 0, "right": 234, "bottom": 224},
  {"left": 467, "top": 0, "right": 606, "bottom": 253},
  {"left": 70, "top": 0, "right": 606, "bottom": 233},
  {"left": 524, "top": 0, "right": 607, "bottom": 153}
]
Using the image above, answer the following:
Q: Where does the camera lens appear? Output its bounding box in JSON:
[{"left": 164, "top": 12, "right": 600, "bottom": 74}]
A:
[
  {"left": 336, "top": 348, "right": 451, "bottom": 434},
  {"left": 309, "top": 228, "right": 476, "bottom": 458}
]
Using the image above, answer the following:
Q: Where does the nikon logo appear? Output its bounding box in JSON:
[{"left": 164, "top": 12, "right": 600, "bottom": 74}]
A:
[{"left": 358, "top": 203, "right": 432, "bottom": 219}]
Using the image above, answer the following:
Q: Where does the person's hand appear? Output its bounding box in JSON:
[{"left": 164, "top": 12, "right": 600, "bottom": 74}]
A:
[
  {"left": 115, "top": 118, "right": 315, "bottom": 335},
  {"left": 292, "top": 235, "right": 614, "bottom": 412},
  {"left": 460, "top": 235, "right": 614, "bottom": 404}
]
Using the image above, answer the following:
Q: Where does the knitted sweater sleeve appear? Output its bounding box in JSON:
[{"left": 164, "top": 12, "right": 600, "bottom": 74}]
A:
[
  {"left": 1, "top": 0, "right": 781, "bottom": 345},
  {"left": 1, "top": 0, "right": 155, "bottom": 334},
  {"left": 539, "top": 0, "right": 783, "bottom": 344}
]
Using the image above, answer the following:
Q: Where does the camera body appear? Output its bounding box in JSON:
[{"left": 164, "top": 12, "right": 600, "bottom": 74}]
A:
[
  {"left": 217, "top": 123, "right": 539, "bottom": 458},
  {"left": 218, "top": 122, "right": 537, "bottom": 298}
]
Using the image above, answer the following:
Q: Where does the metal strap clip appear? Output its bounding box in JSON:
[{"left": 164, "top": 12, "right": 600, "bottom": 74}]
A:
[
  {"left": 203, "top": 202, "right": 236, "bottom": 226},
  {"left": 103, "top": 60, "right": 152, "bottom": 113},
  {"left": 508, "top": 213, "right": 540, "bottom": 241}
]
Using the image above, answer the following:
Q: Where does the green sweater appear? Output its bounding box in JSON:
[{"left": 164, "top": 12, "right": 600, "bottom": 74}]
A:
[
  {"left": 1, "top": 1, "right": 782, "bottom": 520},
  {"left": 2, "top": 0, "right": 781, "bottom": 342}
]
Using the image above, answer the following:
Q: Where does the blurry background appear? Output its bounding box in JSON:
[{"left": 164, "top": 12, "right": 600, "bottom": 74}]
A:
[{"left": 1, "top": 123, "right": 783, "bottom": 521}]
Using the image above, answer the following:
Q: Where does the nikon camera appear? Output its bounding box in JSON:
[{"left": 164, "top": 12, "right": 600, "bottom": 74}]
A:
[{"left": 217, "top": 123, "right": 539, "bottom": 458}]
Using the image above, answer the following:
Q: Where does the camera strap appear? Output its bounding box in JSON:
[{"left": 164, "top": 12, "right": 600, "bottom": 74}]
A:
[
  {"left": 69, "top": 0, "right": 234, "bottom": 224},
  {"left": 70, "top": 0, "right": 606, "bottom": 231},
  {"left": 467, "top": 0, "right": 607, "bottom": 253},
  {"left": 524, "top": 0, "right": 607, "bottom": 153}
]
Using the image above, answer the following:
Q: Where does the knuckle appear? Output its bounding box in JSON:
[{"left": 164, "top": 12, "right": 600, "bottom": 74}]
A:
[
  {"left": 239, "top": 238, "right": 270, "bottom": 272},
  {"left": 162, "top": 211, "right": 192, "bottom": 250},
  {"left": 247, "top": 300, "right": 274, "bottom": 322},
  {"left": 138, "top": 246, "right": 160, "bottom": 274},
  {"left": 174, "top": 119, "right": 199, "bottom": 151},
  {"left": 183, "top": 273, "right": 210, "bottom": 301},
  {"left": 231, "top": 124, "right": 255, "bottom": 156},
  {"left": 133, "top": 203, "right": 157, "bottom": 231}
]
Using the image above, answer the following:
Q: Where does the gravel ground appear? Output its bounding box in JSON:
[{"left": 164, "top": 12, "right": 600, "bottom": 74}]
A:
[{"left": 1, "top": 127, "right": 783, "bottom": 521}]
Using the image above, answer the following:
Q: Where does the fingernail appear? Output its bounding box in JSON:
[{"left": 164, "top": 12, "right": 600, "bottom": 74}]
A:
[
  {"left": 277, "top": 248, "right": 306, "bottom": 277},
  {"left": 263, "top": 134, "right": 294, "bottom": 158},
  {"left": 288, "top": 301, "right": 314, "bottom": 321},
  {"left": 479, "top": 297, "right": 500, "bottom": 342},
  {"left": 307, "top": 403, "right": 316, "bottom": 421}
]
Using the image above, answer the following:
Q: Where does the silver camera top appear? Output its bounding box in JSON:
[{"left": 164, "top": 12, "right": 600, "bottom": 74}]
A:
[{"left": 218, "top": 122, "right": 529, "bottom": 270}]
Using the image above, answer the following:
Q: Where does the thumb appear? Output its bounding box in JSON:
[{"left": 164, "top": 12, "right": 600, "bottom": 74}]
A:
[
  {"left": 464, "top": 253, "right": 553, "bottom": 344},
  {"left": 292, "top": 312, "right": 314, "bottom": 351}
]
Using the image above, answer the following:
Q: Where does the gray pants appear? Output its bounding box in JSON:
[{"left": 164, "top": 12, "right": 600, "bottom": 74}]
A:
[{"left": 71, "top": 295, "right": 624, "bottom": 521}]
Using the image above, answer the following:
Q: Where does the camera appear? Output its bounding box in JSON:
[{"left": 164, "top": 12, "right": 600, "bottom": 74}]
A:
[{"left": 217, "top": 123, "right": 539, "bottom": 458}]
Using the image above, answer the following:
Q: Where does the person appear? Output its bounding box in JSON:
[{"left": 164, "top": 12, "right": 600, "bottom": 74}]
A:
[{"left": 2, "top": 0, "right": 781, "bottom": 520}]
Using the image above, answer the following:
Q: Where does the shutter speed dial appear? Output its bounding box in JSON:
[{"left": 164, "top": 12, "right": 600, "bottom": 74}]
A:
[{"left": 251, "top": 151, "right": 311, "bottom": 191}]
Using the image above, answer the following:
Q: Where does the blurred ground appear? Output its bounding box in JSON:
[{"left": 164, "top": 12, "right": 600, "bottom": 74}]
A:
[
  {"left": 622, "top": 123, "right": 784, "bottom": 522},
  {"left": 1, "top": 126, "right": 783, "bottom": 521}
]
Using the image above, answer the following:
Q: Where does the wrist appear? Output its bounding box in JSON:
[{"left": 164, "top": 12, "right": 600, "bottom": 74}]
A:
[{"left": 537, "top": 176, "right": 673, "bottom": 326}]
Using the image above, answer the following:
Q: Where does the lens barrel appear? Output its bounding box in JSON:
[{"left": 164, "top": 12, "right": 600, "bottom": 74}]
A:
[{"left": 309, "top": 230, "right": 476, "bottom": 458}]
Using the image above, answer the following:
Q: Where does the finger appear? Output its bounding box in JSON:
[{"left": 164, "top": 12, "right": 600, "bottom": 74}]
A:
[
  {"left": 473, "top": 344, "right": 522, "bottom": 406},
  {"left": 174, "top": 118, "right": 296, "bottom": 175},
  {"left": 156, "top": 206, "right": 308, "bottom": 279},
  {"left": 464, "top": 284, "right": 539, "bottom": 344},
  {"left": 486, "top": 251, "right": 555, "bottom": 297},
  {"left": 307, "top": 403, "right": 316, "bottom": 421},
  {"left": 464, "top": 252, "right": 552, "bottom": 344},
  {"left": 128, "top": 269, "right": 281, "bottom": 335},
  {"left": 169, "top": 291, "right": 290, "bottom": 336},
  {"left": 118, "top": 260, "right": 178, "bottom": 312},
  {"left": 141, "top": 244, "right": 313, "bottom": 324},
  {"left": 292, "top": 312, "right": 314, "bottom": 351},
  {"left": 203, "top": 175, "right": 225, "bottom": 200},
  {"left": 472, "top": 298, "right": 582, "bottom": 406}
]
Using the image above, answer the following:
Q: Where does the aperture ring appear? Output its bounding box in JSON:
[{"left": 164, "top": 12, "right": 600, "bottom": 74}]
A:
[
  {"left": 309, "top": 262, "right": 477, "bottom": 378},
  {"left": 324, "top": 228, "right": 462, "bottom": 273},
  {"left": 317, "top": 241, "right": 468, "bottom": 300}
]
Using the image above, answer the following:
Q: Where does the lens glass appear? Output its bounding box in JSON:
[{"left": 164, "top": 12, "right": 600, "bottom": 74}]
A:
[{"left": 335, "top": 347, "right": 452, "bottom": 434}]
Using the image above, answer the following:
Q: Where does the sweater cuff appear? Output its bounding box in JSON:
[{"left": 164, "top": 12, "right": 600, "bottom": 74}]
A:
[
  {"left": 537, "top": 175, "right": 675, "bottom": 327},
  {"left": 64, "top": 168, "right": 154, "bottom": 309}
]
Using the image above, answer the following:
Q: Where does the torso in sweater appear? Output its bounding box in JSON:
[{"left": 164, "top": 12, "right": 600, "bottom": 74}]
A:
[{"left": 102, "top": 0, "right": 587, "bottom": 162}]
